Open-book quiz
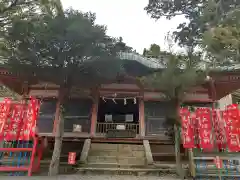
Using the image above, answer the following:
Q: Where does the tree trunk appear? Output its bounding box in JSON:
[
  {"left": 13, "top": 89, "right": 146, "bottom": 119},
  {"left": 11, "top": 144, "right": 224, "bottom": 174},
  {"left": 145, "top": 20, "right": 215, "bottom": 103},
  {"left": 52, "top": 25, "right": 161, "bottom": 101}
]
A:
[
  {"left": 174, "top": 124, "right": 184, "bottom": 179},
  {"left": 173, "top": 98, "right": 185, "bottom": 179},
  {"left": 48, "top": 94, "right": 65, "bottom": 176}
]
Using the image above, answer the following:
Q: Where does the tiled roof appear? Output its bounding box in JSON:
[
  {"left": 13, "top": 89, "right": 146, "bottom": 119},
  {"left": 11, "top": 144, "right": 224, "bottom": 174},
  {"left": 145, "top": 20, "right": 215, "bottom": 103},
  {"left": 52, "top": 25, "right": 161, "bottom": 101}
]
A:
[
  {"left": 119, "top": 52, "right": 164, "bottom": 69},
  {"left": 119, "top": 52, "right": 240, "bottom": 71}
]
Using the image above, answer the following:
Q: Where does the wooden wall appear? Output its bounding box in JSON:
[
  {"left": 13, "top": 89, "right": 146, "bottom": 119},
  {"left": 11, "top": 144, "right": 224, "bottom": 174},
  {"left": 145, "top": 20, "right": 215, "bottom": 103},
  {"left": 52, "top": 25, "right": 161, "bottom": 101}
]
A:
[
  {"left": 144, "top": 101, "right": 173, "bottom": 139},
  {"left": 37, "top": 98, "right": 93, "bottom": 133}
]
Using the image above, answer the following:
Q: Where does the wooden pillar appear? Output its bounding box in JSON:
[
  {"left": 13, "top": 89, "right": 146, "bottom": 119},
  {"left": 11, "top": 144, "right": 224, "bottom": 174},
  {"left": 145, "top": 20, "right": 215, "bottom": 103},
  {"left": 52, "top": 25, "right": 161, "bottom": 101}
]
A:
[
  {"left": 188, "top": 148, "right": 196, "bottom": 178},
  {"left": 139, "top": 96, "right": 145, "bottom": 137},
  {"left": 90, "top": 90, "right": 99, "bottom": 137}
]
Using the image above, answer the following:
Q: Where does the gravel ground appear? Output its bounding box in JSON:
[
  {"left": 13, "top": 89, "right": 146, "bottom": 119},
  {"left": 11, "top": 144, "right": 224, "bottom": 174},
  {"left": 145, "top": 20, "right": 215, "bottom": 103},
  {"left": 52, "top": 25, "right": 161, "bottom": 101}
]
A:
[{"left": 0, "top": 175, "right": 182, "bottom": 180}]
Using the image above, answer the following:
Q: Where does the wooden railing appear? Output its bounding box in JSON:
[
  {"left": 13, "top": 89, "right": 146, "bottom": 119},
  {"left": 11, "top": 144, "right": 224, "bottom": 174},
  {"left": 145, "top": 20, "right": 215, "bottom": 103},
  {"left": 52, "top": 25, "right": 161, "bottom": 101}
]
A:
[
  {"left": 64, "top": 116, "right": 90, "bottom": 133},
  {"left": 96, "top": 122, "right": 139, "bottom": 135}
]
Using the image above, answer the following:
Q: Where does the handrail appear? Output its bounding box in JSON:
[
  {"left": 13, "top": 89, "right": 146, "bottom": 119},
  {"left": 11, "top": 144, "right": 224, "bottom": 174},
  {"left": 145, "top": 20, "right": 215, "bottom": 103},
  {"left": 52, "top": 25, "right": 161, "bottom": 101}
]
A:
[{"left": 96, "top": 122, "right": 139, "bottom": 135}]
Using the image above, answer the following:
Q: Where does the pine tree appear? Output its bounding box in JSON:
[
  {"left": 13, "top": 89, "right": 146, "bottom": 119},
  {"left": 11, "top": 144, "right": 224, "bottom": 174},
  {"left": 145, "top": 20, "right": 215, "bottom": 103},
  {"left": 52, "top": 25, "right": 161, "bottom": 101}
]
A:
[
  {"left": 1, "top": 8, "right": 123, "bottom": 175},
  {"left": 141, "top": 35, "right": 207, "bottom": 179}
]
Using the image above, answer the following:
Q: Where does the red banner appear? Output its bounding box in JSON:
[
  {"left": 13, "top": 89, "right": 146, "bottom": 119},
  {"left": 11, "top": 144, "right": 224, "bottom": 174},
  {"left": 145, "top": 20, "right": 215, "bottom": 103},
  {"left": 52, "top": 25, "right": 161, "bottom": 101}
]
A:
[
  {"left": 19, "top": 97, "right": 40, "bottom": 140},
  {"left": 0, "top": 98, "right": 12, "bottom": 140},
  {"left": 212, "top": 110, "right": 226, "bottom": 150},
  {"left": 180, "top": 108, "right": 195, "bottom": 148},
  {"left": 5, "top": 102, "right": 25, "bottom": 141},
  {"left": 195, "top": 108, "right": 214, "bottom": 150},
  {"left": 223, "top": 104, "right": 240, "bottom": 152}
]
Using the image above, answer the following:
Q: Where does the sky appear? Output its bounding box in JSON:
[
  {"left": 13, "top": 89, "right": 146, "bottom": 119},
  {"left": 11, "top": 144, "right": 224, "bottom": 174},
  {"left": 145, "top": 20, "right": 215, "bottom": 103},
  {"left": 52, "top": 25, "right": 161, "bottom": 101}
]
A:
[{"left": 61, "top": 0, "right": 186, "bottom": 54}]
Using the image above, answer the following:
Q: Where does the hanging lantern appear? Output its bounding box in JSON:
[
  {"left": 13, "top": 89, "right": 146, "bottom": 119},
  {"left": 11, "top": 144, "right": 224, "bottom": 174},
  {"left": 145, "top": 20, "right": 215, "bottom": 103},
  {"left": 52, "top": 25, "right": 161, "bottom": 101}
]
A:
[
  {"left": 124, "top": 98, "right": 127, "bottom": 105},
  {"left": 134, "top": 98, "right": 136, "bottom": 104}
]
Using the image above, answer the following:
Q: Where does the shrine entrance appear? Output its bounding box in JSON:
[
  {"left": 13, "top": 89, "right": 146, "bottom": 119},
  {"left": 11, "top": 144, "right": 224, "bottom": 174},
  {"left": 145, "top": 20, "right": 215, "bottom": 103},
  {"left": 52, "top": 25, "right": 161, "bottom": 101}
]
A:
[{"left": 96, "top": 95, "right": 139, "bottom": 138}]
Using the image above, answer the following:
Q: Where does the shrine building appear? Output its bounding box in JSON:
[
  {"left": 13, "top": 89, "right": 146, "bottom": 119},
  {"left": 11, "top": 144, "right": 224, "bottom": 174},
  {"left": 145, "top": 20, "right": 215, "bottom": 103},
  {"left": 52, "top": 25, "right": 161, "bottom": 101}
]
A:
[{"left": 0, "top": 52, "right": 240, "bottom": 171}]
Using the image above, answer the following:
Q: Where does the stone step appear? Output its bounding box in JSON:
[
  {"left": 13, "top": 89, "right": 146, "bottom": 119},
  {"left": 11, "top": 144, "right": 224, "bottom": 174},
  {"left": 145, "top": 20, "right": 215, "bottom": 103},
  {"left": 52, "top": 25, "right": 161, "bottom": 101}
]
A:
[
  {"left": 88, "top": 156, "right": 117, "bottom": 163},
  {"left": 90, "top": 143, "right": 118, "bottom": 150},
  {"left": 77, "top": 167, "right": 177, "bottom": 176},
  {"left": 118, "top": 144, "right": 144, "bottom": 151},
  {"left": 117, "top": 157, "right": 146, "bottom": 166},
  {"left": 88, "top": 150, "right": 118, "bottom": 156},
  {"left": 83, "top": 162, "right": 119, "bottom": 168},
  {"left": 88, "top": 150, "right": 145, "bottom": 157},
  {"left": 118, "top": 150, "right": 145, "bottom": 157},
  {"left": 87, "top": 156, "right": 146, "bottom": 166},
  {"left": 85, "top": 164, "right": 146, "bottom": 169},
  {"left": 90, "top": 143, "right": 144, "bottom": 151},
  {"left": 38, "top": 165, "right": 77, "bottom": 175}
]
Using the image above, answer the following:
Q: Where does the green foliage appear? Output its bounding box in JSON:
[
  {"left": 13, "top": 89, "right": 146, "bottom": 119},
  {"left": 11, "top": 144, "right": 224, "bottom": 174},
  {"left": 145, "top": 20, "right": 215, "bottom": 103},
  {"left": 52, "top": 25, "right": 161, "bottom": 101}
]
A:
[
  {"left": 145, "top": 0, "right": 207, "bottom": 47},
  {"left": 149, "top": 44, "right": 161, "bottom": 57},
  {"left": 203, "top": 7, "right": 240, "bottom": 65},
  {"left": 142, "top": 53, "right": 206, "bottom": 100},
  {"left": 144, "top": 0, "right": 240, "bottom": 64},
  {"left": 114, "top": 36, "right": 133, "bottom": 52},
  {"left": 203, "top": 26, "right": 240, "bottom": 65},
  {"left": 0, "top": 0, "right": 63, "bottom": 31},
  {"left": 1, "top": 9, "right": 123, "bottom": 87},
  {"left": 142, "top": 43, "right": 161, "bottom": 58},
  {"left": 143, "top": 48, "right": 148, "bottom": 56}
]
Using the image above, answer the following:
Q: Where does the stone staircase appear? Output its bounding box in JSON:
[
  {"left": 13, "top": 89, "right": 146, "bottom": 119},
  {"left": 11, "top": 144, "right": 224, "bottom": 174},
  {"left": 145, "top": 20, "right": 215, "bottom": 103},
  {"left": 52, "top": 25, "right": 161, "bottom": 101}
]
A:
[
  {"left": 85, "top": 143, "right": 146, "bottom": 168},
  {"left": 78, "top": 141, "right": 179, "bottom": 175}
]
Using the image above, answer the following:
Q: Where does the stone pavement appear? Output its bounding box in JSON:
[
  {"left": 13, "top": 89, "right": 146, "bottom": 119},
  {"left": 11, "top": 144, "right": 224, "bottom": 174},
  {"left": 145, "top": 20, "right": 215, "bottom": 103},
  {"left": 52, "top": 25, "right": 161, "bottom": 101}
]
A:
[{"left": 0, "top": 175, "right": 181, "bottom": 180}]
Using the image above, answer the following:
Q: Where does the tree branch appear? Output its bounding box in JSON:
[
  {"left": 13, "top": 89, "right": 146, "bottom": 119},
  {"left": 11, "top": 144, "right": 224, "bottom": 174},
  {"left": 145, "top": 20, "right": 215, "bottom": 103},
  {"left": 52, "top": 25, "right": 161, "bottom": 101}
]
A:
[{"left": 162, "top": 13, "right": 185, "bottom": 17}]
